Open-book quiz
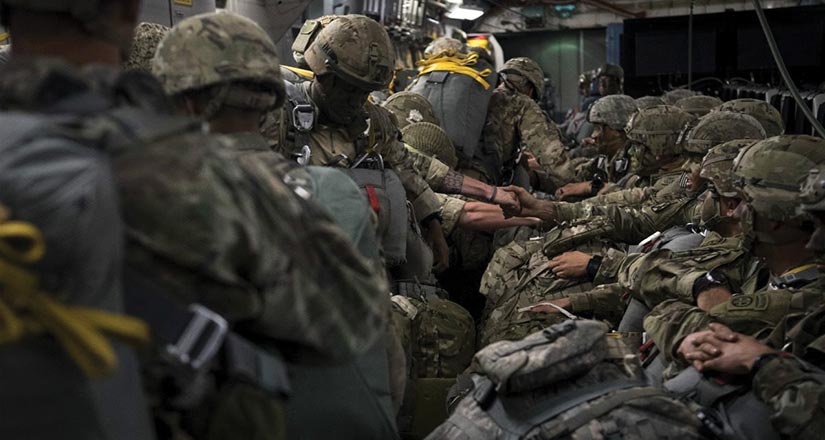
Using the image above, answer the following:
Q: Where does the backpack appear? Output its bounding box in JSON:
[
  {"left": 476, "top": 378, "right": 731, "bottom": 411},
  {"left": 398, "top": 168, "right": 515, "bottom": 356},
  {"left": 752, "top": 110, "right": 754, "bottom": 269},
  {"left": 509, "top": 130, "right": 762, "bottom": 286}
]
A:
[
  {"left": 408, "top": 50, "right": 495, "bottom": 163},
  {"left": 429, "top": 320, "right": 706, "bottom": 440}
]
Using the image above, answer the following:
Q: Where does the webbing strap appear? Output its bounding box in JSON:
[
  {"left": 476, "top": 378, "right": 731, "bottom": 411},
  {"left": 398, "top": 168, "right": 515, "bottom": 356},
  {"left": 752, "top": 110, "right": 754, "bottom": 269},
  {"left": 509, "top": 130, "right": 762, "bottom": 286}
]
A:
[
  {"left": 0, "top": 220, "right": 149, "bottom": 378},
  {"left": 418, "top": 62, "right": 493, "bottom": 90},
  {"left": 478, "top": 376, "right": 650, "bottom": 439}
]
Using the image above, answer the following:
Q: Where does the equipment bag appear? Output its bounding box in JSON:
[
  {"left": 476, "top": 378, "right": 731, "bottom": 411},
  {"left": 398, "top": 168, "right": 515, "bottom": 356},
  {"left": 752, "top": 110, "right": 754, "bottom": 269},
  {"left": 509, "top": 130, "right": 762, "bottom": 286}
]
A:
[{"left": 408, "top": 50, "right": 495, "bottom": 163}]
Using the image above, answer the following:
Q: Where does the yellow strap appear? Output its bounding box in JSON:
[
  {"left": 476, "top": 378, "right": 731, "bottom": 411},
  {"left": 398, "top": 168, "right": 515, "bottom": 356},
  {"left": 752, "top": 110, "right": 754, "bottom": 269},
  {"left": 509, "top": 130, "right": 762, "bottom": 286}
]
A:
[
  {"left": 416, "top": 51, "right": 492, "bottom": 90},
  {"left": 782, "top": 263, "right": 825, "bottom": 277},
  {"left": 283, "top": 65, "right": 315, "bottom": 80},
  {"left": 0, "top": 215, "right": 149, "bottom": 378}
]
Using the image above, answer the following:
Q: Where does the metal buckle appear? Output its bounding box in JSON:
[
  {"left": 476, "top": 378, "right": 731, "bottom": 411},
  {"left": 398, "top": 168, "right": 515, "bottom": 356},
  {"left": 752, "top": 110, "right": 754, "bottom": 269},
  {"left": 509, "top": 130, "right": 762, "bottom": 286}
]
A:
[
  {"left": 166, "top": 304, "right": 229, "bottom": 370},
  {"left": 292, "top": 104, "right": 315, "bottom": 132}
]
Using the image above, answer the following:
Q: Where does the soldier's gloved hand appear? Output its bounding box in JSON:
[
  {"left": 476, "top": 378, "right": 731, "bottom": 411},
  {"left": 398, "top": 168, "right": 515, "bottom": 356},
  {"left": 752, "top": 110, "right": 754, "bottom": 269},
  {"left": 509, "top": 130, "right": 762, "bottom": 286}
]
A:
[
  {"left": 686, "top": 323, "right": 775, "bottom": 375},
  {"left": 547, "top": 251, "right": 591, "bottom": 278},
  {"left": 555, "top": 181, "right": 592, "bottom": 201}
]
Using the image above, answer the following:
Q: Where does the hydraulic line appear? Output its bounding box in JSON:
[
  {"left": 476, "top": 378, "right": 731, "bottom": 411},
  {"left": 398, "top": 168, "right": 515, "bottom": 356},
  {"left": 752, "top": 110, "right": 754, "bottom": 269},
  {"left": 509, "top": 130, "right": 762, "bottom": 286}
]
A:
[{"left": 752, "top": 0, "right": 825, "bottom": 138}]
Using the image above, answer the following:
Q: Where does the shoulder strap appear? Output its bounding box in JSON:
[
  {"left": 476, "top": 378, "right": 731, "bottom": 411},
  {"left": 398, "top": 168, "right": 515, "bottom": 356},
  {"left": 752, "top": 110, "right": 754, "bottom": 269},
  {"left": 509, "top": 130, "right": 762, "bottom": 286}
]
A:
[{"left": 283, "top": 81, "right": 316, "bottom": 165}]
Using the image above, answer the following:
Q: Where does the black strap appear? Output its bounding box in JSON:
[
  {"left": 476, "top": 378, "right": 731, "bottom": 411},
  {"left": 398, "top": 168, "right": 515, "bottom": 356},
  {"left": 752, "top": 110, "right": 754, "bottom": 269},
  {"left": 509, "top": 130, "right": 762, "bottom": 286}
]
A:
[
  {"left": 477, "top": 376, "right": 650, "bottom": 439},
  {"left": 123, "top": 267, "right": 290, "bottom": 397},
  {"left": 284, "top": 81, "right": 315, "bottom": 165}
]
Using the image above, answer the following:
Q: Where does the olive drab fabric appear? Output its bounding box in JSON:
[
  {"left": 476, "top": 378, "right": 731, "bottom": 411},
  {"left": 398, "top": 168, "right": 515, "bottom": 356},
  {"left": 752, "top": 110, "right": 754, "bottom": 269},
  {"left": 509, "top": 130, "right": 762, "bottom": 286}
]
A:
[
  {"left": 152, "top": 12, "right": 285, "bottom": 110},
  {"left": 681, "top": 111, "right": 765, "bottom": 155},
  {"left": 382, "top": 91, "right": 440, "bottom": 130},
  {"left": 587, "top": 94, "right": 638, "bottom": 130},
  {"left": 407, "top": 42, "right": 494, "bottom": 163},
  {"left": 290, "top": 15, "right": 340, "bottom": 67},
  {"left": 304, "top": 15, "right": 394, "bottom": 91},
  {"left": 674, "top": 95, "right": 723, "bottom": 117},
  {"left": 700, "top": 139, "right": 757, "bottom": 197},
  {"left": 124, "top": 22, "right": 170, "bottom": 72},
  {"left": 428, "top": 320, "right": 706, "bottom": 440},
  {"left": 402, "top": 122, "right": 458, "bottom": 170},
  {"left": 716, "top": 98, "right": 785, "bottom": 137}
]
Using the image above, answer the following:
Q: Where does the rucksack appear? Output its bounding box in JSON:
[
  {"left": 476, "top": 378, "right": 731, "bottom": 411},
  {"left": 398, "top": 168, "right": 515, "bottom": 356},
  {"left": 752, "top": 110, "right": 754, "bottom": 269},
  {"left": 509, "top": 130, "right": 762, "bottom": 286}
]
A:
[
  {"left": 429, "top": 320, "right": 706, "bottom": 440},
  {"left": 408, "top": 50, "right": 495, "bottom": 163}
]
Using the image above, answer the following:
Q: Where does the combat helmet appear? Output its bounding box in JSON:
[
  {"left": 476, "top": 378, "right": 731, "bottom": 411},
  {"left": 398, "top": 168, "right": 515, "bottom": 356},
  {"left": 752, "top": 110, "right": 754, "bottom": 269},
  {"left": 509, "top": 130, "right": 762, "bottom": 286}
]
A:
[
  {"left": 733, "top": 135, "right": 825, "bottom": 223},
  {"left": 662, "top": 89, "right": 697, "bottom": 105},
  {"left": 152, "top": 12, "right": 285, "bottom": 109},
  {"left": 124, "top": 22, "right": 170, "bottom": 72},
  {"left": 716, "top": 98, "right": 784, "bottom": 137},
  {"left": 635, "top": 96, "right": 666, "bottom": 109},
  {"left": 595, "top": 63, "right": 623, "bottom": 94},
  {"left": 625, "top": 105, "right": 695, "bottom": 157},
  {"left": 588, "top": 95, "right": 638, "bottom": 130},
  {"left": 304, "top": 15, "right": 394, "bottom": 92},
  {"left": 424, "top": 37, "right": 466, "bottom": 57},
  {"left": 800, "top": 167, "right": 825, "bottom": 251},
  {"left": 681, "top": 111, "right": 766, "bottom": 155},
  {"left": 500, "top": 57, "right": 545, "bottom": 97},
  {"left": 291, "top": 15, "right": 340, "bottom": 67},
  {"left": 402, "top": 122, "right": 458, "bottom": 169},
  {"left": 700, "top": 139, "right": 755, "bottom": 198},
  {"left": 674, "top": 95, "right": 723, "bottom": 117},
  {"left": 382, "top": 91, "right": 439, "bottom": 130}
]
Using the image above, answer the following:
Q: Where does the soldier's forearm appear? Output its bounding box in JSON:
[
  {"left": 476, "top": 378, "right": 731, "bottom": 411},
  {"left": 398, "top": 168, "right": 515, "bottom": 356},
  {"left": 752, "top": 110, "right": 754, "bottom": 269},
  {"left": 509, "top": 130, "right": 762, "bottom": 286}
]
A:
[{"left": 458, "top": 201, "right": 540, "bottom": 232}]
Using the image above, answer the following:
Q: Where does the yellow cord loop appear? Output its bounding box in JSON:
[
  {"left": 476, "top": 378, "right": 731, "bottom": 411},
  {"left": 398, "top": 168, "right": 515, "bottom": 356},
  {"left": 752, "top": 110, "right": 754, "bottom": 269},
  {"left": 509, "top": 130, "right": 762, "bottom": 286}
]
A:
[
  {"left": 416, "top": 50, "right": 493, "bottom": 90},
  {"left": 0, "top": 213, "right": 150, "bottom": 378}
]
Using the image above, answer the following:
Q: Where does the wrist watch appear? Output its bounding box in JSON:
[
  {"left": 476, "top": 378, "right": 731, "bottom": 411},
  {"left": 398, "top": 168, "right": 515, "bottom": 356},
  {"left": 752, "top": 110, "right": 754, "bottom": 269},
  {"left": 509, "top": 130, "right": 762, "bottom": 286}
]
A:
[{"left": 691, "top": 270, "right": 728, "bottom": 304}]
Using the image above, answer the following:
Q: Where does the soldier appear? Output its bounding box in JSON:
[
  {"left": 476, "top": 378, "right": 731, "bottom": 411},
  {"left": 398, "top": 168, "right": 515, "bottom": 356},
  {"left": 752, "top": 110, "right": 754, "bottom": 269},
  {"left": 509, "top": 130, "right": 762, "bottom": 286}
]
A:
[
  {"left": 663, "top": 154, "right": 825, "bottom": 440},
  {"left": 716, "top": 97, "right": 785, "bottom": 137},
  {"left": 675, "top": 94, "right": 723, "bottom": 117},
  {"left": 0, "top": 1, "right": 157, "bottom": 438},
  {"left": 553, "top": 94, "right": 639, "bottom": 201},
  {"left": 567, "top": 63, "right": 626, "bottom": 158},
  {"left": 467, "top": 57, "right": 570, "bottom": 190},
  {"left": 560, "top": 69, "right": 597, "bottom": 146},
  {"left": 643, "top": 135, "right": 825, "bottom": 379},
  {"left": 152, "top": 12, "right": 400, "bottom": 439}
]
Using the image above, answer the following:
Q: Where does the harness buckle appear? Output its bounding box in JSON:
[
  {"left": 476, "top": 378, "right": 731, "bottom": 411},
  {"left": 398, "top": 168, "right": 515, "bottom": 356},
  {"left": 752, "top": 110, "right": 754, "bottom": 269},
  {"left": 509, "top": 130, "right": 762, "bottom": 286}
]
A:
[
  {"left": 166, "top": 304, "right": 229, "bottom": 370},
  {"left": 292, "top": 104, "right": 315, "bottom": 132}
]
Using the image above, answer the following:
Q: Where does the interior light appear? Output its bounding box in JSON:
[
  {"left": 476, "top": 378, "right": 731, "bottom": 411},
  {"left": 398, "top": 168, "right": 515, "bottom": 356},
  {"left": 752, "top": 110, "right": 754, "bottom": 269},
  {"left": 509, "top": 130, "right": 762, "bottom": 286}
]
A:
[{"left": 446, "top": 6, "right": 485, "bottom": 20}]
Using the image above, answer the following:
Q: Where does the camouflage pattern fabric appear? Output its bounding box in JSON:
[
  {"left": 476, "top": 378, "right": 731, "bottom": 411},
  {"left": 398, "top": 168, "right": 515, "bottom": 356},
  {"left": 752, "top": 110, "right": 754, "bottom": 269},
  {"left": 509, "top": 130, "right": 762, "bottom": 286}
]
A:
[
  {"left": 124, "top": 22, "right": 170, "bottom": 72},
  {"left": 436, "top": 193, "right": 466, "bottom": 236},
  {"left": 500, "top": 57, "right": 545, "bottom": 97},
  {"left": 402, "top": 122, "right": 457, "bottom": 169},
  {"left": 674, "top": 95, "right": 723, "bottom": 117},
  {"left": 716, "top": 98, "right": 785, "bottom": 137},
  {"left": 391, "top": 295, "right": 475, "bottom": 378},
  {"left": 115, "top": 127, "right": 389, "bottom": 363},
  {"left": 152, "top": 12, "right": 284, "bottom": 107},
  {"left": 588, "top": 94, "right": 638, "bottom": 130},
  {"left": 662, "top": 88, "right": 697, "bottom": 104},
  {"left": 382, "top": 91, "right": 440, "bottom": 130},
  {"left": 681, "top": 111, "right": 765, "bottom": 155},
  {"left": 635, "top": 95, "right": 667, "bottom": 109},
  {"left": 466, "top": 83, "right": 570, "bottom": 187},
  {"left": 428, "top": 320, "right": 706, "bottom": 440}
]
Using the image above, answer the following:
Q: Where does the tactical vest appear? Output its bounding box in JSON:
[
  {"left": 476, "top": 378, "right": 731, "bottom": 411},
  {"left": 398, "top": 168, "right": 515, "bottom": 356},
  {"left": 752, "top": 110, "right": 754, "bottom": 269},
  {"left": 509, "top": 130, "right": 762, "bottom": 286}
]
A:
[
  {"left": 408, "top": 51, "right": 495, "bottom": 163},
  {"left": 430, "top": 320, "right": 705, "bottom": 440}
]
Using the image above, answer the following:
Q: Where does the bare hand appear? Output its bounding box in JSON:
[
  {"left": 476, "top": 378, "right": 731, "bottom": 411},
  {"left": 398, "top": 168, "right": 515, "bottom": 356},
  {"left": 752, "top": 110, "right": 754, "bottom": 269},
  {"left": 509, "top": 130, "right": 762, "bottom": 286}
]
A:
[
  {"left": 425, "top": 219, "right": 450, "bottom": 274},
  {"left": 501, "top": 186, "right": 555, "bottom": 221},
  {"left": 523, "top": 151, "right": 542, "bottom": 172},
  {"left": 696, "top": 286, "right": 732, "bottom": 311},
  {"left": 678, "top": 329, "right": 720, "bottom": 371},
  {"left": 492, "top": 187, "right": 520, "bottom": 214},
  {"left": 547, "top": 251, "right": 592, "bottom": 279},
  {"left": 555, "top": 181, "right": 592, "bottom": 201},
  {"left": 694, "top": 323, "right": 775, "bottom": 374}
]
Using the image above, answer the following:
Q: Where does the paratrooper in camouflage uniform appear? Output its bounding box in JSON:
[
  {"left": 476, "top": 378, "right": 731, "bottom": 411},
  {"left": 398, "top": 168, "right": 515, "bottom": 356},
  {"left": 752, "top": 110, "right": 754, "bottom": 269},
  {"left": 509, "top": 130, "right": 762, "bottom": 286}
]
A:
[{"left": 716, "top": 97, "right": 785, "bottom": 137}]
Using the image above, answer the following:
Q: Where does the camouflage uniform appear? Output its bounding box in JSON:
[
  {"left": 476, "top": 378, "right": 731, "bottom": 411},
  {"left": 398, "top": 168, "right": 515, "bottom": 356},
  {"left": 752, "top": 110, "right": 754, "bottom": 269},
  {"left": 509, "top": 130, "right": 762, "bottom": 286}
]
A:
[
  {"left": 478, "top": 110, "right": 767, "bottom": 347},
  {"left": 644, "top": 135, "right": 825, "bottom": 368},
  {"left": 266, "top": 16, "right": 445, "bottom": 222},
  {"left": 382, "top": 91, "right": 440, "bottom": 130},
  {"left": 466, "top": 57, "right": 570, "bottom": 189},
  {"left": 123, "top": 22, "right": 170, "bottom": 72}
]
